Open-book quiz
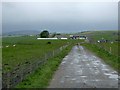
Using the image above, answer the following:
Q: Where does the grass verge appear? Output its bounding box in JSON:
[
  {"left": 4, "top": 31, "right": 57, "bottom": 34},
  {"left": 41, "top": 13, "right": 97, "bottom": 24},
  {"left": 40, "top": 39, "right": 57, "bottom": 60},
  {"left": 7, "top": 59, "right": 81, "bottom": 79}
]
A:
[
  {"left": 81, "top": 43, "right": 119, "bottom": 72},
  {"left": 16, "top": 44, "right": 73, "bottom": 88}
]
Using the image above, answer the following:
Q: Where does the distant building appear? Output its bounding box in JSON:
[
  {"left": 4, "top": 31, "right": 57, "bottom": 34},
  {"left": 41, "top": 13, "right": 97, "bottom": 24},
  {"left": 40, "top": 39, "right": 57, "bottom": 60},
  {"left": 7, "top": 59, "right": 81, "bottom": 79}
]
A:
[
  {"left": 97, "top": 39, "right": 109, "bottom": 43},
  {"left": 79, "top": 36, "right": 87, "bottom": 39},
  {"left": 54, "top": 35, "right": 68, "bottom": 39},
  {"left": 70, "top": 35, "right": 87, "bottom": 39},
  {"left": 37, "top": 38, "right": 58, "bottom": 40},
  {"left": 61, "top": 38, "right": 68, "bottom": 40}
]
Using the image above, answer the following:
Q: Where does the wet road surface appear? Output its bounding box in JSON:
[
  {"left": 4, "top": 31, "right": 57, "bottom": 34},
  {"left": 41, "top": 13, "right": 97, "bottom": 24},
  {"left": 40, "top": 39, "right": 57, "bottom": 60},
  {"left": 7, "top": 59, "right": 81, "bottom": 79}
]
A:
[{"left": 48, "top": 46, "right": 118, "bottom": 88}]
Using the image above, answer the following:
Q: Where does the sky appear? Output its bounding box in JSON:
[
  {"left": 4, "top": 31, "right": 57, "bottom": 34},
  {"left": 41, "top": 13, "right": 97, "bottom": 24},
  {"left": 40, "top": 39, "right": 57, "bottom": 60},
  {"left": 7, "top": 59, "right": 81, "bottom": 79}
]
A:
[{"left": 2, "top": 0, "right": 119, "bottom": 33}]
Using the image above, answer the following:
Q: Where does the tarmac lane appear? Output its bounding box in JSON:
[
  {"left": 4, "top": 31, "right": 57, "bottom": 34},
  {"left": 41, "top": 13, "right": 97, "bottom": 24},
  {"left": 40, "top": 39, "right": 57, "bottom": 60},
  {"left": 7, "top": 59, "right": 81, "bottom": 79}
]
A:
[{"left": 48, "top": 46, "right": 118, "bottom": 88}]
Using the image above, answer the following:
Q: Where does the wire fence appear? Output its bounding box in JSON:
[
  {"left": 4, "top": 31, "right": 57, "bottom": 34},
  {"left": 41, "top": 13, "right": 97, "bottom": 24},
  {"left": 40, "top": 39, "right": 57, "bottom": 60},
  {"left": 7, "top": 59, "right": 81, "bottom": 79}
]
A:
[{"left": 2, "top": 44, "right": 68, "bottom": 88}]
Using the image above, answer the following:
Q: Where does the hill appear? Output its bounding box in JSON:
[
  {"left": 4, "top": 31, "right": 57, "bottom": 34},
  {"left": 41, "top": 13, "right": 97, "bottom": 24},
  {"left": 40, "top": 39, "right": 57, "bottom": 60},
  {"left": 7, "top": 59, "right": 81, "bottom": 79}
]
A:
[{"left": 2, "top": 30, "right": 40, "bottom": 36}]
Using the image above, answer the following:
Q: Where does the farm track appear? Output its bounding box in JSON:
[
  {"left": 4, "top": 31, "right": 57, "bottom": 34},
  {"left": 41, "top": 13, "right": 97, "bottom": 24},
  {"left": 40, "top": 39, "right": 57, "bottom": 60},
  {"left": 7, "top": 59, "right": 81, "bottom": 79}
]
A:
[{"left": 48, "top": 46, "right": 118, "bottom": 88}]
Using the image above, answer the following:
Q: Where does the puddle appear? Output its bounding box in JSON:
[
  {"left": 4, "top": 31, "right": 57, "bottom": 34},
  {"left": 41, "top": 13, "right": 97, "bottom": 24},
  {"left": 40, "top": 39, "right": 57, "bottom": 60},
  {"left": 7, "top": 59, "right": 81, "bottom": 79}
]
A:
[
  {"left": 93, "top": 61, "right": 100, "bottom": 66},
  {"left": 71, "top": 78, "right": 76, "bottom": 81},
  {"left": 80, "top": 76, "right": 87, "bottom": 78},
  {"left": 93, "top": 65, "right": 97, "bottom": 68},
  {"left": 60, "top": 80, "right": 64, "bottom": 83},
  {"left": 76, "top": 80, "right": 81, "bottom": 83},
  {"left": 104, "top": 73, "right": 118, "bottom": 80},
  {"left": 101, "top": 64, "right": 108, "bottom": 69},
  {"left": 64, "top": 75, "right": 71, "bottom": 78},
  {"left": 74, "top": 59, "right": 79, "bottom": 64},
  {"left": 61, "top": 61, "right": 66, "bottom": 64},
  {"left": 111, "top": 71, "right": 118, "bottom": 74},
  {"left": 95, "top": 79, "right": 101, "bottom": 81},
  {"left": 76, "top": 70, "right": 83, "bottom": 75},
  {"left": 109, "top": 75, "right": 118, "bottom": 79},
  {"left": 102, "top": 69, "right": 109, "bottom": 71},
  {"left": 94, "top": 70, "right": 99, "bottom": 74},
  {"left": 104, "top": 73, "right": 112, "bottom": 76},
  {"left": 77, "top": 65, "right": 81, "bottom": 67}
]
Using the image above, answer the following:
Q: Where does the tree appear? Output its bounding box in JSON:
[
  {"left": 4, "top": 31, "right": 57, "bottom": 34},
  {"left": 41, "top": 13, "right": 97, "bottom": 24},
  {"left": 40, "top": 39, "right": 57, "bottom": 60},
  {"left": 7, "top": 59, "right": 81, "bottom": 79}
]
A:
[{"left": 40, "top": 30, "right": 49, "bottom": 38}]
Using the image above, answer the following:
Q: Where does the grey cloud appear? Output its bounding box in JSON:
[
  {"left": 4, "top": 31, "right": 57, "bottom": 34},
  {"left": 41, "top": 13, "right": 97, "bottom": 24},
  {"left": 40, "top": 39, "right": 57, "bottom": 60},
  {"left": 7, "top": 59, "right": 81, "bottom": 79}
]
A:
[{"left": 2, "top": 2, "right": 118, "bottom": 33}]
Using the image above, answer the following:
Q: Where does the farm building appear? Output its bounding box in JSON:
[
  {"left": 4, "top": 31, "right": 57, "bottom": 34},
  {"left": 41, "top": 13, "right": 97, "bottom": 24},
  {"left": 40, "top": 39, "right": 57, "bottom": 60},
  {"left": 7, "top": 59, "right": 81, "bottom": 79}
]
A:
[
  {"left": 97, "top": 39, "right": 109, "bottom": 43},
  {"left": 70, "top": 35, "right": 87, "bottom": 39},
  {"left": 37, "top": 34, "right": 68, "bottom": 40},
  {"left": 54, "top": 35, "right": 68, "bottom": 39},
  {"left": 37, "top": 38, "right": 58, "bottom": 40}
]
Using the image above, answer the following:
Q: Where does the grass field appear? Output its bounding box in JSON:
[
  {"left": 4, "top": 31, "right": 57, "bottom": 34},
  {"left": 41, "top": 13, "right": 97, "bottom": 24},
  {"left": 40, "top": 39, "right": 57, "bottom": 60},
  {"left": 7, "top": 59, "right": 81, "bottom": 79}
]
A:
[
  {"left": 95, "top": 42, "right": 118, "bottom": 56},
  {"left": 2, "top": 36, "right": 83, "bottom": 72},
  {"left": 80, "top": 30, "right": 118, "bottom": 42},
  {"left": 2, "top": 36, "right": 65, "bottom": 72}
]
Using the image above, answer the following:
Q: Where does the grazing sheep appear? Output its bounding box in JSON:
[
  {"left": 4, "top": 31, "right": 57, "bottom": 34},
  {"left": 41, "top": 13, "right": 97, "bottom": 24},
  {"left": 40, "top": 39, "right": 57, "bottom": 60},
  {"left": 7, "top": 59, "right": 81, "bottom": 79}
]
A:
[
  {"left": 13, "top": 44, "right": 16, "bottom": 47},
  {"left": 6, "top": 45, "right": 9, "bottom": 48},
  {"left": 97, "top": 40, "right": 100, "bottom": 43}
]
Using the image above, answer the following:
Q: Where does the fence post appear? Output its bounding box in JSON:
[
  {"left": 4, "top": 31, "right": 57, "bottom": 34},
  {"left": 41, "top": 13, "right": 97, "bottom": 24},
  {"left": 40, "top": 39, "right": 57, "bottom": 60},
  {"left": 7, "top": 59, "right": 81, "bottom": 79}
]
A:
[
  {"left": 45, "top": 53, "right": 46, "bottom": 60},
  {"left": 109, "top": 47, "right": 111, "bottom": 54},
  {"left": 53, "top": 50, "right": 54, "bottom": 56},
  {"left": 3, "top": 44, "right": 70, "bottom": 88},
  {"left": 7, "top": 72, "right": 10, "bottom": 88}
]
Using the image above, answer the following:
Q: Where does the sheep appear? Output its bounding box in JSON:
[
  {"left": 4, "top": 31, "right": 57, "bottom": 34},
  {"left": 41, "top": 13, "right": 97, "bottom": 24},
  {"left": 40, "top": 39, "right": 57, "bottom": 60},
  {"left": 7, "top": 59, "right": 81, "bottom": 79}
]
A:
[
  {"left": 13, "top": 44, "right": 16, "bottom": 47},
  {"left": 6, "top": 45, "right": 9, "bottom": 48}
]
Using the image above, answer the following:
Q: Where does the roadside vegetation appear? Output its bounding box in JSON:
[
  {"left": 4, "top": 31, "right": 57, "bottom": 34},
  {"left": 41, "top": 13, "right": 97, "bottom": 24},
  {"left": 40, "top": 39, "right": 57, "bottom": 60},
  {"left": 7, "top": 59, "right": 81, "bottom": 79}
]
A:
[
  {"left": 80, "top": 30, "right": 119, "bottom": 72},
  {"left": 16, "top": 44, "right": 73, "bottom": 88},
  {"left": 81, "top": 43, "right": 119, "bottom": 72},
  {"left": 80, "top": 30, "right": 118, "bottom": 42}
]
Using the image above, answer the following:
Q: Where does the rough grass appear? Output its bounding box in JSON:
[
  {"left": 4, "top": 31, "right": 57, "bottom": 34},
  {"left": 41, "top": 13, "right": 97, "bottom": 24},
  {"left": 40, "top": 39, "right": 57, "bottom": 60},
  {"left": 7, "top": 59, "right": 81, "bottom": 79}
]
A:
[
  {"left": 80, "top": 30, "right": 118, "bottom": 41},
  {"left": 81, "top": 43, "right": 119, "bottom": 72},
  {"left": 95, "top": 42, "right": 119, "bottom": 56}
]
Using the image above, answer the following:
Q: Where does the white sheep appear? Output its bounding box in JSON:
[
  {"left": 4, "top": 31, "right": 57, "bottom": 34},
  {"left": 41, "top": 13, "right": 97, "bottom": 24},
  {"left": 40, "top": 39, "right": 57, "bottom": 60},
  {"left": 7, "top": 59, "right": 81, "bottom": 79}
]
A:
[
  {"left": 6, "top": 45, "right": 9, "bottom": 48},
  {"left": 13, "top": 44, "right": 16, "bottom": 47}
]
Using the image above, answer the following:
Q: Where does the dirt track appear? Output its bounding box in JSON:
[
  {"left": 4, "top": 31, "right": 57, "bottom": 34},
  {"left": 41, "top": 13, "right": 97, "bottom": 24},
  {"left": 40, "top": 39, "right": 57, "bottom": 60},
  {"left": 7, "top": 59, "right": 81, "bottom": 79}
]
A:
[{"left": 48, "top": 46, "right": 118, "bottom": 88}]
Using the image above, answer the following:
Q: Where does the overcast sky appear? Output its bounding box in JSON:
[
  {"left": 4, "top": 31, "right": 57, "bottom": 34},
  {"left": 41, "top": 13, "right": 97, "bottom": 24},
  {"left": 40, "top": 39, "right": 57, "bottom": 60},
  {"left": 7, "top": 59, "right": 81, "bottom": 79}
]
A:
[{"left": 2, "top": 0, "right": 119, "bottom": 33}]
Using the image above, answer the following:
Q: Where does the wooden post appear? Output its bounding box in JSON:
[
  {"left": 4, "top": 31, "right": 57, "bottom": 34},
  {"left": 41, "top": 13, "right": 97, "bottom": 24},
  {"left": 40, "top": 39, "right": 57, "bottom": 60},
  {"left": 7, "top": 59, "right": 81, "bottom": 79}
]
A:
[
  {"left": 53, "top": 50, "right": 54, "bottom": 56},
  {"left": 7, "top": 73, "right": 10, "bottom": 88},
  {"left": 110, "top": 47, "right": 111, "bottom": 53},
  {"left": 45, "top": 53, "right": 47, "bottom": 60}
]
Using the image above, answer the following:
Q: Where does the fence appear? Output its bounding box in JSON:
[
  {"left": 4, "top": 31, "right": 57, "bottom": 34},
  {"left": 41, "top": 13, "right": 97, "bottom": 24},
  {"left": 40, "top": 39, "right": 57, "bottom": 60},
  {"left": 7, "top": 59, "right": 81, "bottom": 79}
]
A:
[{"left": 2, "top": 44, "right": 68, "bottom": 88}]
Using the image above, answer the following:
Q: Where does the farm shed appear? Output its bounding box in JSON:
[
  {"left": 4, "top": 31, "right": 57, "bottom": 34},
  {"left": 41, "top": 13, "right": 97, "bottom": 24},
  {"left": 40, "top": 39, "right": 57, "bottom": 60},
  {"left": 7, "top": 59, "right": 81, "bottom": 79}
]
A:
[
  {"left": 70, "top": 35, "right": 87, "bottom": 39},
  {"left": 37, "top": 38, "right": 58, "bottom": 40}
]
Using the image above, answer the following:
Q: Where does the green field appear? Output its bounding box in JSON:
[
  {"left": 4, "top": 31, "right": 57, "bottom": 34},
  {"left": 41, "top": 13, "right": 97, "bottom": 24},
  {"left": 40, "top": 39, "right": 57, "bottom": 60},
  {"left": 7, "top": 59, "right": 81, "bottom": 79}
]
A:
[
  {"left": 3, "top": 36, "right": 65, "bottom": 72},
  {"left": 2, "top": 36, "right": 83, "bottom": 72},
  {"left": 80, "top": 30, "right": 118, "bottom": 42},
  {"left": 95, "top": 42, "right": 118, "bottom": 56}
]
